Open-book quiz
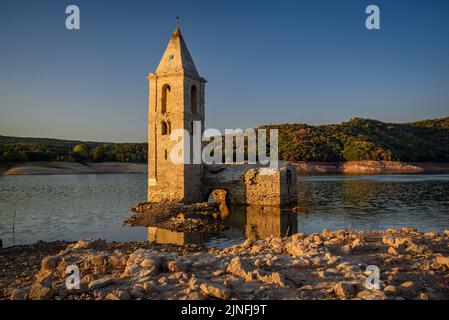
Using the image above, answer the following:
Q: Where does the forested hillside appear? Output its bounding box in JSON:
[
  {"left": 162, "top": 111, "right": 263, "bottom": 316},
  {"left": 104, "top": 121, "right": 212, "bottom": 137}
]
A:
[{"left": 262, "top": 117, "right": 449, "bottom": 162}]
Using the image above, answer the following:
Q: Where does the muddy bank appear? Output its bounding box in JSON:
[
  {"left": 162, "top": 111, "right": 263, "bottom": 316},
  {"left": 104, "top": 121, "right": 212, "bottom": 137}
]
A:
[
  {"left": 293, "top": 161, "right": 449, "bottom": 174},
  {"left": 1, "top": 227, "right": 449, "bottom": 300},
  {"left": 2, "top": 162, "right": 147, "bottom": 176}
]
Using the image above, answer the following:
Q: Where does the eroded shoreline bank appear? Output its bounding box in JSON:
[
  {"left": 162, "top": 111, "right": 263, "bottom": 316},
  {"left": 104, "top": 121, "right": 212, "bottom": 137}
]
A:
[
  {"left": 1, "top": 227, "right": 448, "bottom": 300},
  {"left": 1, "top": 162, "right": 147, "bottom": 176},
  {"left": 2, "top": 161, "right": 449, "bottom": 176}
]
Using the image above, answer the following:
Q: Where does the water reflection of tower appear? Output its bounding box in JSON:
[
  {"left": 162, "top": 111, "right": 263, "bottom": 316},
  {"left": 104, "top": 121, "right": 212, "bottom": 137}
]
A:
[{"left": 245, "top": 206, "right": 298, "bottom": 240}]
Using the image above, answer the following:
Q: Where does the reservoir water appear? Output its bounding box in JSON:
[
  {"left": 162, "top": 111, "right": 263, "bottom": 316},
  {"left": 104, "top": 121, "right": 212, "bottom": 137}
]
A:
[{"left": 1, "top": 173, "right": 448, "bottom": 248}]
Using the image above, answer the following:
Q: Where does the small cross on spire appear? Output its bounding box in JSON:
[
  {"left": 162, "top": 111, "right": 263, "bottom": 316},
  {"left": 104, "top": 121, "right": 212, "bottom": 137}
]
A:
[{"left": 176, "top": 16, "right": 180, "bottom": 28}]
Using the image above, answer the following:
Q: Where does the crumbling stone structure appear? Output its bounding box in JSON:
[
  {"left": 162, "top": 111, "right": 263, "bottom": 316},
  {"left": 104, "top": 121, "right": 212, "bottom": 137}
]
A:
[{"left": 147, "top": 28, "right": 297, "bottom": 206}]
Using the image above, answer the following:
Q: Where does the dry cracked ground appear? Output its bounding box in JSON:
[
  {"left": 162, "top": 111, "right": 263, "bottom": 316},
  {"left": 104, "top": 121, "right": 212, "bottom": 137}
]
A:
[{"left": 1, "top": 227, "right": 449, "bottom": 300}]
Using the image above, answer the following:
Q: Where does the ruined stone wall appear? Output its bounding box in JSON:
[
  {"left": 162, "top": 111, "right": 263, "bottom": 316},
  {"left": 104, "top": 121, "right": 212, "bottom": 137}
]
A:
[{"left": 203, "top": 162, "right": 298, "bottom": 206}]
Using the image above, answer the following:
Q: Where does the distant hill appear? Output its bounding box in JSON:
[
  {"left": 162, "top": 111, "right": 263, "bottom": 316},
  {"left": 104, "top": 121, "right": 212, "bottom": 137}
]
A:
[
  {"left": 1, "top": 116, "right": 449, "bottom": 163},
  {"left": 261, "top": 117, "right": 449, "bottom": 162}
]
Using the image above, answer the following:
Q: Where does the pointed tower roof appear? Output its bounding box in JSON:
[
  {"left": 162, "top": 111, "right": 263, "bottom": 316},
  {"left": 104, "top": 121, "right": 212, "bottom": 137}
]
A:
[{"left": 155, "top": 28, "right": 200, "bottom": 78}]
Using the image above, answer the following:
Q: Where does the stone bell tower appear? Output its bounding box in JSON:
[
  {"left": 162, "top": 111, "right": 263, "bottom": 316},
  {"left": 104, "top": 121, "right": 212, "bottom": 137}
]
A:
[{"left": 147, "top": 27, "right": 206, "bottom": 203}]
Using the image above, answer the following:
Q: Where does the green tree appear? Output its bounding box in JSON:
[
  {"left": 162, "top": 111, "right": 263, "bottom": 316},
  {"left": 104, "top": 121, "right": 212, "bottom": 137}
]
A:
[{"left": 72, "top": 144, "right": 89, "bottom": 161}]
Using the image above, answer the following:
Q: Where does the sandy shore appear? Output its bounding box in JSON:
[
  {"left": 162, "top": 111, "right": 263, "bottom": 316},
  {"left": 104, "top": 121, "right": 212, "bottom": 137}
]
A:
[
  {"left": 1, "top": 227, "right": 448, "bottom": 300},
  {"left": 1, "top": 162, "right": 147, "bottom": 175}
]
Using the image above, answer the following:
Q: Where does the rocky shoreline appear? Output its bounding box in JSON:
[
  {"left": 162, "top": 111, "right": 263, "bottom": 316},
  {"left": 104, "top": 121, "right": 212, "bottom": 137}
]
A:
[{"left": 1, "top": 227, "right": 449, "bottom": 300}]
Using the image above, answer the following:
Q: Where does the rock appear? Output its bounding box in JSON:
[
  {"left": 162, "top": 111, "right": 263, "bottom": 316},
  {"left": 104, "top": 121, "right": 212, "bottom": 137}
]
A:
[
  {"left": 226, "top": 257, "right": 254, "bottom": 281},
  {"left": 284, "top": 241, "right": 305, "bottom": 256},
  {"left": 29, "top": 283, "right": 53, "bottom": 300},
  {"left": 106, "top": 293, "right": 120, "bottom": 300},
  {"left": 382, "top": 235, "right": 396, "bottom": 246},
  {"left": 405, "top": 244, "right": 426, "bottom": 254},
  {"left": 254, "top": 270, "right": 286, "bottom": 287},
  {"left": 341, "top": 244, "right": 352, "bottom": 255},
  {"left": 332, "top": 230, "right": 346, "bottom": 239},
  {"left": 72, "top": 238, "right": 106, "bottom": 250},
  {"left": 10, "top": 288, "right": 28, "bottom": 300},
  {"left": 351, "top": 238, "right": 363, "bottom": 248},
  {"left": 141, "top": 258, "right": 160, "bottom": 270},
  {"left": 322, "top": 229, "right": 331, "bottom": 239},
  {"left": 291, "top": 233, "right": 305, "bottom": 242},
  {"left": 399, "top": 281, "right": 417, "bottom": 297},
  {"left": 200, "top": 282, "right": 231, "bottom": 300},
  {"left": 188, "top": 277, "right": 200, "bottom": 290},
  {"left": 88, "top": 276, "right": 113, "bottom": 289},
  {"left": 319, "top": 268, "right": 340, "bottom": 277},
  {"left": 383, "top": 285, "right": 398, "bottom": 296},
  {"left": 356, "top": 290, "right": 386, "bottom": 300},
  {"left": 424, "top": 232, "right": 440, "bottom": 239},
  {"left": 240, "top": 239, "right": 254, "bottom": 248},
  {"left": 400, "top": 227, "right": 417, "bottom": 233},
  {"left": 418, "top": 292, "right": 429, "bottom": 300},
  {"left": 34, "top": 269, "right": 52, "bottom": 285},
  {"left": 115, "top": 290, "right": 131, "bottom": 300},
  {"left": 394, "top": 237, "right": 413, "bottom": 248},
  {"left": 41, "top": 255, "right": 61, "bottom": 271},
  {"left": 143, "top": 281, "right": 155, "bottom": 293},
  {"left": 312, "top": 234, "right": 323, "bottom": 243},
  {"left": 387, "top": 247, "right": 398, "bottom": 256},
  {"left": 333, "top": 282, "right": 357, "bottom": 298},
  {"left": 130, "top": 288, "right": 145, "bottom": 299},
  {"left": 435, "top": 256, "right": 449, "bottom": 268},
  {"left": 167, "top": 260, "right": 185, "bottom": 272},
  {"left": 443, "top": 229, "right": 449, "bottom": 237}
]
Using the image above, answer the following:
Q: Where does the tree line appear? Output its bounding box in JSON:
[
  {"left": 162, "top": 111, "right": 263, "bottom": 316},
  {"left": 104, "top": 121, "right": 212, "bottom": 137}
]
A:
[{"left": 0, "top": 136, "right": 147, "bottom": 163}]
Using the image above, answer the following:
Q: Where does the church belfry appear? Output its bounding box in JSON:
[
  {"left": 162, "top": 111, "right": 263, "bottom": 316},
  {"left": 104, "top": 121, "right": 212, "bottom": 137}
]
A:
[{"left": 147, "top": 27, "right": 206, "bottom": 203}]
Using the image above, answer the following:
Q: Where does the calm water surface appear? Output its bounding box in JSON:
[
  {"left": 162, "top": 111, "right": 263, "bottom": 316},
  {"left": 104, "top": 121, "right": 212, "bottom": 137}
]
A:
[{"left": 1, "top": 173, "right": 448, "bottom": 248}]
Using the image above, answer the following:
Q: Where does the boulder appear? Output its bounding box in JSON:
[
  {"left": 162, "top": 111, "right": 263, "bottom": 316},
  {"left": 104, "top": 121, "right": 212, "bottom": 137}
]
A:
[
  {"left": 356, "top": 290, "right": 386, "bottom": 300},
  {"left": 41, "top": 255, "right": 61, "bottom": 271},
  {"left": 200, "top": 282, "right": 231, "bottom": 300},
  {"left": 435, "top": 256, "right": 449, "bottom": 268},
  {"left": 284, "top": 241, "right": 305, "bottom": 256},
  {"left": 72, "top": 238, "right": 106, "bottom": 250},
  {"left": 226, "top": 257, "right": 254, "bottom": 281},
  {"left": 333, "top": 282, "right": 357, "bottom": 298},
  {"left": 29, "top": 283, "right": 53, "bottom": 300},
  {"left": 88, "top": 276, "right": 113, "bottom": 289}
]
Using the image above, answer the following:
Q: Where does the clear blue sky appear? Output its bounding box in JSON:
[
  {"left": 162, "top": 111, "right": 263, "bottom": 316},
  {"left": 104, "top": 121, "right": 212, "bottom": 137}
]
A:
[{"left": 1, "top": 0, "right": 448, "bottom": 142}]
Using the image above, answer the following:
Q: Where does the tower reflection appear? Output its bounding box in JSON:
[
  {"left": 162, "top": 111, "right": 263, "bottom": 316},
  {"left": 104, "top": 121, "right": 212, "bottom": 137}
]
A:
[{"left": 146, "top": 204, "right": 298, "bottom": 246}]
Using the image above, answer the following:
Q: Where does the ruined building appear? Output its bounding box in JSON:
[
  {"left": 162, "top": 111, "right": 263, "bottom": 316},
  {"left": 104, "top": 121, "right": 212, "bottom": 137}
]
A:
[{"left": 147, "top": 28, "right": 297, "bottom": 206}]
